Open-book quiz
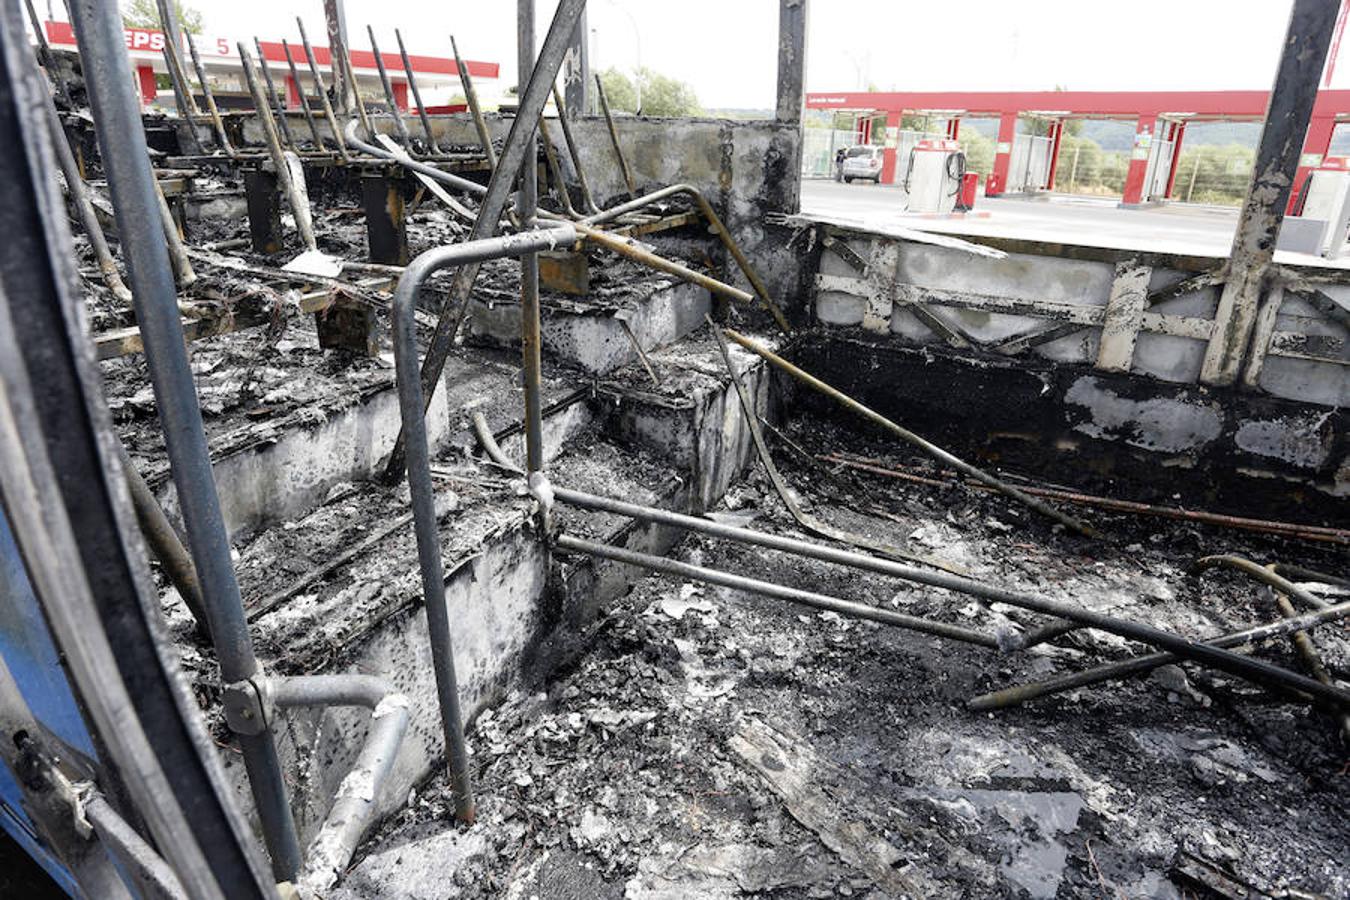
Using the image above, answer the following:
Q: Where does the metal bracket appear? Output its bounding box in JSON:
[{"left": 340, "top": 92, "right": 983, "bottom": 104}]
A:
[
  {"left": 222, "top": 678, "right": 272, "bottom": 736},
  {"left": 822, "top": 234, "right": 869, "bottom": 274}
]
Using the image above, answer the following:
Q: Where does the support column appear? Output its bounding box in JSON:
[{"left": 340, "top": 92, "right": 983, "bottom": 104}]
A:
[
  {"left": 946, "top": 117, "right": 961, "bottom": 140},
  {"left": 1120, "top": 114, "right": 1154, "bottom": 206},
  {"left": 136, "top": 65, "right": 156, "bottom": 106},
  {"left": 243, "top": 169, "right": 282, "bottom": 254},
  {"left": 1289, "top": 114, "right": 1335, "bottom": 212},
  {"left": 362, "top": 173, "right": 408, "bottom": 265},
  {"left": 986, "top": 112, "right": 1017, "bottom": 196},
  {"left": 563, "top": 10, "right": 588, "bottom": 116},
  {"left": 774, "top": 0, "right": 807, "bottom": 124},
  {"left": 393, "top": 81, "right": 409, "bottom": 111},
  {"left": 881, "top": 112, "right": 899, "bottom": 184},
  {"left": 1201, "top": 0, "right": 1338, "bottom": 387},
  {"left": 1045, "top": 120, "right": 1064, "bottom": 191},
  {"left": 284, "top": 74, "right": 298, "bottom": 108},
  {"left": 1163, "top": 121, "right": 1186, "bottom": 198}
]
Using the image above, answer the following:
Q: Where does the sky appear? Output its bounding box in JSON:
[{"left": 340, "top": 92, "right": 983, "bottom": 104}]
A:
[{"left": 100, "top": 0, "right": 1321, "bottom": 109}]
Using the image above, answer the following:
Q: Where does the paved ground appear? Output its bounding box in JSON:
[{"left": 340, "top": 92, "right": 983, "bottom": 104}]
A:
[{"left": 799, "top": 180, "right": 1348, "bottom": 268}]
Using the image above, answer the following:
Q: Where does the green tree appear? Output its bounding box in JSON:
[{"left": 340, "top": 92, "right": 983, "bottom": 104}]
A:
[
  {"left": 597, "top": 67, "right": 638, "bottom": 113},
  {"left": 596, "top": 66, "right": 701, "bottom": 117},
  {"left": 638, "top": 67, "right": 701, "bottom": 117},
  {"left": 122, "top": 0, "right": 202, "bottom": 34}
]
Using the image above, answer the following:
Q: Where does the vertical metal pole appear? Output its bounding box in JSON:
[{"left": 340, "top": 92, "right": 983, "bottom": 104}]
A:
[
  {"left": 367, "top": 26, "right": 412, "bottom": 146},
  {"left": 66, "top": 0, "right": 302, "bottom": 881},
  {"left": 520, "top": 0, "right": 544, "bottom": 474},
  {"left": 395, "top": 28, "right": 440, "bottom": 154},
  {"left": 297, "top": 18, "right": 348, "bottom": 160},
  {"left": 774, "top": 0, "right": 807, "bottom": 124},
  {"left": 282, "top": 40, "right": 325, "bottom": 151},
  {"left": 563, "top": 10, "right": 588, "bottom": 117},
  {"left": 253, "top": 38, "right": 296, "bottom": 150},
  {"left": 186, "top": 33, "right": 235, "bottom": 157},
  {"left": 382, "top": 0, "right": 588, "bottom": 482},
  {"left": 1200, "top": 0, "right": 1338, "bottom": 386},
  {"left": 451, "top": 34, "right": 497, "bottom": 170},
  {"left": 323, "top": 0, "right": 350, "bottom": 112}
]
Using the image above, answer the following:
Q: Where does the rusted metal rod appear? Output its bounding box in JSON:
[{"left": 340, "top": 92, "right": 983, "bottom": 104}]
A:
[
  {"left": 24, "top": 0, "right": 72, "bottom": 107},
  {"left": 155, "top": 3, "right": 199, "bottom": 115},
  {"left": 708, "top": 316, "right": 953, "bottom": 572},
  {"left": 296, "top": 17, "right": 348, "bottom": 160},
  {"left": 967, "top": 598, "right": 1350, "bottom": 710},
  {"left": 824, "top": 453, "right": 1350, "bottom": 546},
  {"left": 395, "top": 28, "right": 439, "bottom": 154},
  {"left": 253, "top": 37, "right": 296, "bottom": 149},
  {"left": 550, "top": 84, "right": 599, "bottom": 213},
  {"left": 724, "top": 330, "right": 1095, "bottom": 537},
  {"left": 539, "top": 115, "right": 577, "bottom": 217},
  {"left": 1271, "top": 563, "right": 1350, "bottom": 588},
  {"left": 594, "top": 72, "right": 637, "bottom": 197},
  {"left": 367, "top": 26, "right": 412, "bottom": 147},
  {"left": 153, "top": 176, "right": 196, "bottom": 289},
  {"left": 583, "top": 183, "right": 793, "bottom": 335},
  {"left": 282, "top": 39, "right": 325, "bottom": 151},
  {"left": 577, "top": 223, "right": 788, "bottom": 328},
  {"left": 43, "top": 87, "right": 131, "bottom": 302},
  {"left": 556, "top": 534, "right": 1003, "bottom": 647},
  {"left": 450, "top": 34, "right": 497, "bottom": 170},
  {"left": 1194, "top": 555, "right": 1330, "bottom": 611},
  {"left": 117, "top": 445, "right": 207, "bottom": 637},
  {"left": 186, "top": 33, "right": 235, "bottom": 157},
  {"left": 1197, "top": 555, "right": 1350, "bottom": 740},
  {"left": 1272, "top": 588, "right": 1350, "bottom": 744},
  {"left": 550, "top": 486, "right": 1350, "bottom": 708},
  {"left": 340, "top": 38, "right": 373, "bottom": 139}
]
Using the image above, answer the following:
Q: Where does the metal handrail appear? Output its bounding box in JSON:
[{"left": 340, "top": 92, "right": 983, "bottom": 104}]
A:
[{"left": 391, "top": 223, "right": 579, "bottom": 825}]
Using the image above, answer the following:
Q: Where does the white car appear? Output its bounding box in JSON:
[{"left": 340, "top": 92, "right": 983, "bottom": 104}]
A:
[{"left": 841, "top": 145, "right": 884, "bottom": 183}]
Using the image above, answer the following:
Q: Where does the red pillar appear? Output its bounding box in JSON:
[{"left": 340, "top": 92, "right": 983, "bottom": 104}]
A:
[
  {"left": 986, "top": 112, "right": 1018, "bottom": 196},
  {"left": 881, "top": 112, "right": 899, "bottom": 184},
  {"left": 1045, "top": 120, "right": 1065, "bottom": 191},
  {"left": 1289, "top": 115, "right": 1335, "bottom": 213},
  {"left": 1163, "top": 121, "right": 1186, "bottom": 199},
  {"left": 1120, "top": 115, "right": 1155, "bottom": 206},
  {"left": 285, "top": 74, "right": 299, "bottom": 108},
  {"left": 947, "top": 117, "right": 961, "bottom": 140},
  {"left": 393, "top": 82, "right": 409, "bottom": 111},
  {"left": 136, "top": 65, "right": 157, "bottom": 106}
]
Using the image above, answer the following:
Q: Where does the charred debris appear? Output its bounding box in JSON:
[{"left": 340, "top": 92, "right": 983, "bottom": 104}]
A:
[{"left": 11, "top": 0, "right": 1347, "bottom": 897}]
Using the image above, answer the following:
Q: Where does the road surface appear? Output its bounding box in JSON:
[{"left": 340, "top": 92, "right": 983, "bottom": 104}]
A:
[{"left": 799, "top": 180, "right": 1346, "bottom": 268}]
